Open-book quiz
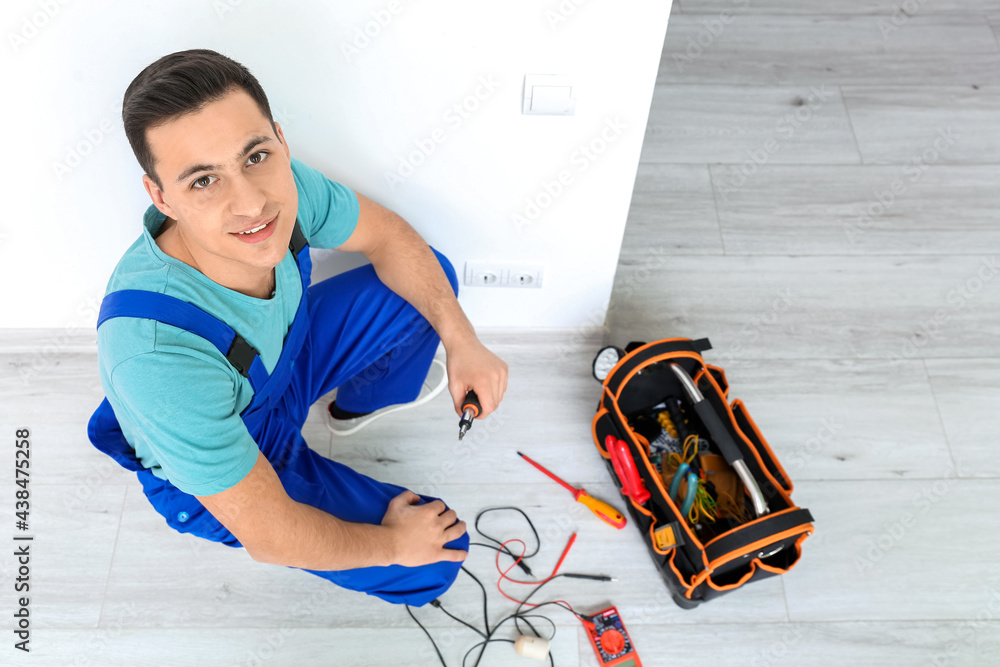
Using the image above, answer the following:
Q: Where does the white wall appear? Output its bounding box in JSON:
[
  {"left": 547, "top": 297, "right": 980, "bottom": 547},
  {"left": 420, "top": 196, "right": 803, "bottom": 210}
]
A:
[{"left": 0, "top": 0, "right": 672, "bottom": 331}]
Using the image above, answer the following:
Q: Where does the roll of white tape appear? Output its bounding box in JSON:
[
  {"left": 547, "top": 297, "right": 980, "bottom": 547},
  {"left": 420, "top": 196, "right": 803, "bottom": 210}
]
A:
[{"left": 514, "top": 635, "right": 551, "bottom": 661}]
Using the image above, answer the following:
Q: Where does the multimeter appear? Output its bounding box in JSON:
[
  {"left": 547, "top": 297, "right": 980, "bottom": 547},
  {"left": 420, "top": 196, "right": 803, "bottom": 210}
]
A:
[{"left": 582, "top": 606, "right": 642, "bottom": 667}]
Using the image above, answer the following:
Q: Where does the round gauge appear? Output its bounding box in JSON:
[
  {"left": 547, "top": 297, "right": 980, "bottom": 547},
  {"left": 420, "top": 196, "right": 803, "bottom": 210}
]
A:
[{"left": 592, "top": 346, "right": 625, "bottom": 382}]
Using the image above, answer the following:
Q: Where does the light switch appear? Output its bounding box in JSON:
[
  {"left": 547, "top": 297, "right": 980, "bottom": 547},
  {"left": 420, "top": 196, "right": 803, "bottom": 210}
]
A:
[{"left": 522, "top": 75, "right": 576, "bottom": 115}]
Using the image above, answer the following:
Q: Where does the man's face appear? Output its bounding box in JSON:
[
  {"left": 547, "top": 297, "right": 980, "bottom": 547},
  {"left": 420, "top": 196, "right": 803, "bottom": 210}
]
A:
[{"left": 143, "top": 88, "right": 297, "bottom": 276}]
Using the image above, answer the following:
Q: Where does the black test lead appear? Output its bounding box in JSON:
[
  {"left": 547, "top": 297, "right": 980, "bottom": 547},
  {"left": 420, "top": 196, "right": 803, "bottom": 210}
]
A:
[{"left": 458, "top": 389, "right": 481, "bottom": 440}]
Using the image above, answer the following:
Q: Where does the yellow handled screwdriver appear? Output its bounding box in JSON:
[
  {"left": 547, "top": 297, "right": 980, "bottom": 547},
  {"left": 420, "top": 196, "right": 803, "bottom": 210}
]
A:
[{"left": 517, "top": 451, "right": 627, "bottom": 530}]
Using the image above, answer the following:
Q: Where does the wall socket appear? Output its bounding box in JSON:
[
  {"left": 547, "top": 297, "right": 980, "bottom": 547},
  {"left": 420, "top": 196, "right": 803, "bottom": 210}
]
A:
[{"left": 464, "top": 261, "right": 544, "bottom": 288}]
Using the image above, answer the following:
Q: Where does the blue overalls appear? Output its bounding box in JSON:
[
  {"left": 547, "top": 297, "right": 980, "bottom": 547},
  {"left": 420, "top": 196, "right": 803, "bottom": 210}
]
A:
[{"left": 87, "top": 219, "right": 468, "bottom": 606}]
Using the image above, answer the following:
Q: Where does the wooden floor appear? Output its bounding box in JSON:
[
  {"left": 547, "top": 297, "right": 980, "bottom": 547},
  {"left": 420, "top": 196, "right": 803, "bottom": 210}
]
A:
[{"left": 5, "top": 2, "right": 1000, "bottom": 665}]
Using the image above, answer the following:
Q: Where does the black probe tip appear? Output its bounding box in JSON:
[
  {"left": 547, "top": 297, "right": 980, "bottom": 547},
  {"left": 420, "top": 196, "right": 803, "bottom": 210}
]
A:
[{"left": 516, "top": 451, "right": 525, "bottom": 457}]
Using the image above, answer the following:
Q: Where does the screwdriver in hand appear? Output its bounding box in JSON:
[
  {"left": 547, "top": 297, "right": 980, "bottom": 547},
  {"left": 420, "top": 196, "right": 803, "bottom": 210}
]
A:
[
  {"left": 458, "top": 390, "right": 481, "bottom": 440},
  {"left": 517, "top": 451, "right": 627, "bottom": 530}
]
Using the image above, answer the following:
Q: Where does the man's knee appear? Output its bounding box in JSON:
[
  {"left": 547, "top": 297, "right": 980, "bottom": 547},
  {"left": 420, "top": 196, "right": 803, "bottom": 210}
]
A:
[
  {"left": 430, "top": 247, "right": 459, "bottom": 297},
  {"left": 405, "top": 531, "right": 469, "bottom": 606}
]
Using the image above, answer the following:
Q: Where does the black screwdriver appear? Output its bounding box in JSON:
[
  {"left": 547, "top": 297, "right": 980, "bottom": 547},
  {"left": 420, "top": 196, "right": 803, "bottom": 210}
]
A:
[{"left": 458, "top": 390, "right": 481, "bottom": 440}]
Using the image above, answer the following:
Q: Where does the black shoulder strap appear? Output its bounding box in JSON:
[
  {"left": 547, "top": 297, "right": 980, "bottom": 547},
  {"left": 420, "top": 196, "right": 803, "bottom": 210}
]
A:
[
  {"left": 97, "top": 218, "right": 311, "bottom": 385},
  {"left": 289, "top": 217, "right": 308, "bottom": 256},
  {"left": 704, "top": 508, "right": 814, "bottom": 565},
  {"left": 605, "top": 338, "right": 711, "bottom": 396}
]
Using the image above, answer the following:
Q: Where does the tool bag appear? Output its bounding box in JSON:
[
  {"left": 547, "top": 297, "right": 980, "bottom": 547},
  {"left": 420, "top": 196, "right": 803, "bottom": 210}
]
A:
[{"left": 591, "top": 337, "right": 814, "bottom": 609}]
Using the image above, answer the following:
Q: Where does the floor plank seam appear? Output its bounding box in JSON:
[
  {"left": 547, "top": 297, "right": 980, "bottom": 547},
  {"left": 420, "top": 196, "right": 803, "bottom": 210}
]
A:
[
  {"left": 836, "top": 83, "right": 866, "bottom": 164},
  {"left": 984, "top": 13, "right": 1000, "bottom": 53},
  {"left": 628, "top": 160, "right": 1000, "bottom": 167},
  {"left": 704, "top": 163, "right": 729, "bottom": 255},
  {"left": 779, "top": 577, "right": 792, "bottom": 623},
  {"left": 654, "top": 82, "right": 1000, "bottom": 91},
  {"left": 922, "top": 358, "right": 961, "bottom": 476},
  {"left": 96, "top": 484, "right": 129, "bottom": 628}
]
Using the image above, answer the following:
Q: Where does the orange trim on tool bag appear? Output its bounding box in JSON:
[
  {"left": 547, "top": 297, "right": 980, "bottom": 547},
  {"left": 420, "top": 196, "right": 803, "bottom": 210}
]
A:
[
  {"left": 732, "top": 398, "right": 794, "bottom": 495},
  {"left": 592, "top": 342, "right": 711, "bottom": 596},
  {"left": 756, "top": 551, "right": 793, "bottom": 576},
  {"left": 667, "top": 549, "right": 698, "bottom": 593},
  {"left": 613, "top": 351, "right": 704, "bottom": 403},
  {"left": 628, "top": 495, "right": 702, "bottom": 594},
  {"left": 705, "top": 561, "right": 758, "bottom": 592},
  {"left": 607, "top": 338, "right": 699, "bottom": 380},
  {"left": 630, "top": 497, "right": 679, "bottom": 557},
  {"left": 707, "top": 531, "right": 813, "bottom": 590},
  {"left": 609, "top": 395, "right": 704, "bottom": 556},
  {"left": 693, "top": 368, "right": 793, "bottom": 508},
  {"left": 605, "top": 351, "right": 709, "bottom": 555},
  {"left": 702, "top": 507, "right": 802, "bottom": 553},
  {"left": 686, "top": 568, "right": 711, "bottom": 596},
  {"left": 592, "top": 405, "right": 612, "bottom": 459},
  {"left": 761, "top": 532, "right": 811, "bottom": 576},
  {"left": 629, "top": 493, "right": 699, "bottom": 591},
  {"left": 706, "top": 524, "right": 814, "bottom": 572},
  {"left": 590, "top": 338, "right": 813, "bottom": 604},
  {"left": 705, "top": 363, "right": 730, "bottom": 397},
  {"left": 755, "top": 532, "right": 811, "bottom": 576},
  {"left": 696, "top": 532, "right": 804, "bottom": 594},
  {"left": 712, "top": 532, "right": 810, "bottom": 587},
  {"left": 625, "top": 435, "right": 707, "bottom": 571}
]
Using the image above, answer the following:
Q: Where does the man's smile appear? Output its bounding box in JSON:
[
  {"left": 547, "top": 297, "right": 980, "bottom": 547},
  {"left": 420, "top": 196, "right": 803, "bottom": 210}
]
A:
[{"left": 231, "top": 213, "right": 278, "bottom": 244}]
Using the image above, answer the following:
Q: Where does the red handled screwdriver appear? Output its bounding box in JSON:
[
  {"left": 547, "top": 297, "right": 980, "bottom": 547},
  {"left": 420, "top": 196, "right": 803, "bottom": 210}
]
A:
[{"left": 458, "top": 390, "right": 481, "bottom": 440}]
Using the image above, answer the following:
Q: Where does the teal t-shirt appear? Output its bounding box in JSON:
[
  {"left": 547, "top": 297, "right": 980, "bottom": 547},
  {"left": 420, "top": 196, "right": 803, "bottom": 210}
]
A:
[{"left": 97, "top": 157, "right": 360, "bottom": 496}]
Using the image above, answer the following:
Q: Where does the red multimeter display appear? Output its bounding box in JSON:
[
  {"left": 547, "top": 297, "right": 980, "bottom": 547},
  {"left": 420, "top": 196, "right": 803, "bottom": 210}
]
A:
[{"left": 582, "top": 606, "right": 642, "bottom": 667}]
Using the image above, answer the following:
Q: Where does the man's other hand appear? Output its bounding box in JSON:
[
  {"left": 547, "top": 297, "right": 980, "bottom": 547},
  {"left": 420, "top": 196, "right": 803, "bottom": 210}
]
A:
[{"left": 382, "top": 491, "right": 468, "bottom": 568}]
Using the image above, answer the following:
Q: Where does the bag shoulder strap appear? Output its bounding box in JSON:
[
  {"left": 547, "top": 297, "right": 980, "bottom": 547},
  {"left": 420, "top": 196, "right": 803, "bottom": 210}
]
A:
[
  {"left": 96, "top": 218, "right": 310, "bottom": 390},
  {"left": 604, "top": 337, "right": 712, "bottom": 396},
  {"left": 704, "top": 508, "right": 814, "bottom": 565}
]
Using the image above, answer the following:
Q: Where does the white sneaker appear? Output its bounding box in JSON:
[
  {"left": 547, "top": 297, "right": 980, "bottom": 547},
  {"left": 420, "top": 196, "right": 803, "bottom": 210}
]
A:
[{"left": 325, "top": 358, "right": 449, "bottom": 436}]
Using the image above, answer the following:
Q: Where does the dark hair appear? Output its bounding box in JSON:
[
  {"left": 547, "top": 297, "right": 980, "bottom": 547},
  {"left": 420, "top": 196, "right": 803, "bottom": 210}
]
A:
[{"left": 122, "top": 49, "right": 277, "bottom": 190}]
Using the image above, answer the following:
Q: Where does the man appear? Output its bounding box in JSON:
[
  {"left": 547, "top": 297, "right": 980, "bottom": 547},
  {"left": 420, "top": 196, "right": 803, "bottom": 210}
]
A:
[{"left": 87, "top": 49, "right": 507, "bottom": 606}]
